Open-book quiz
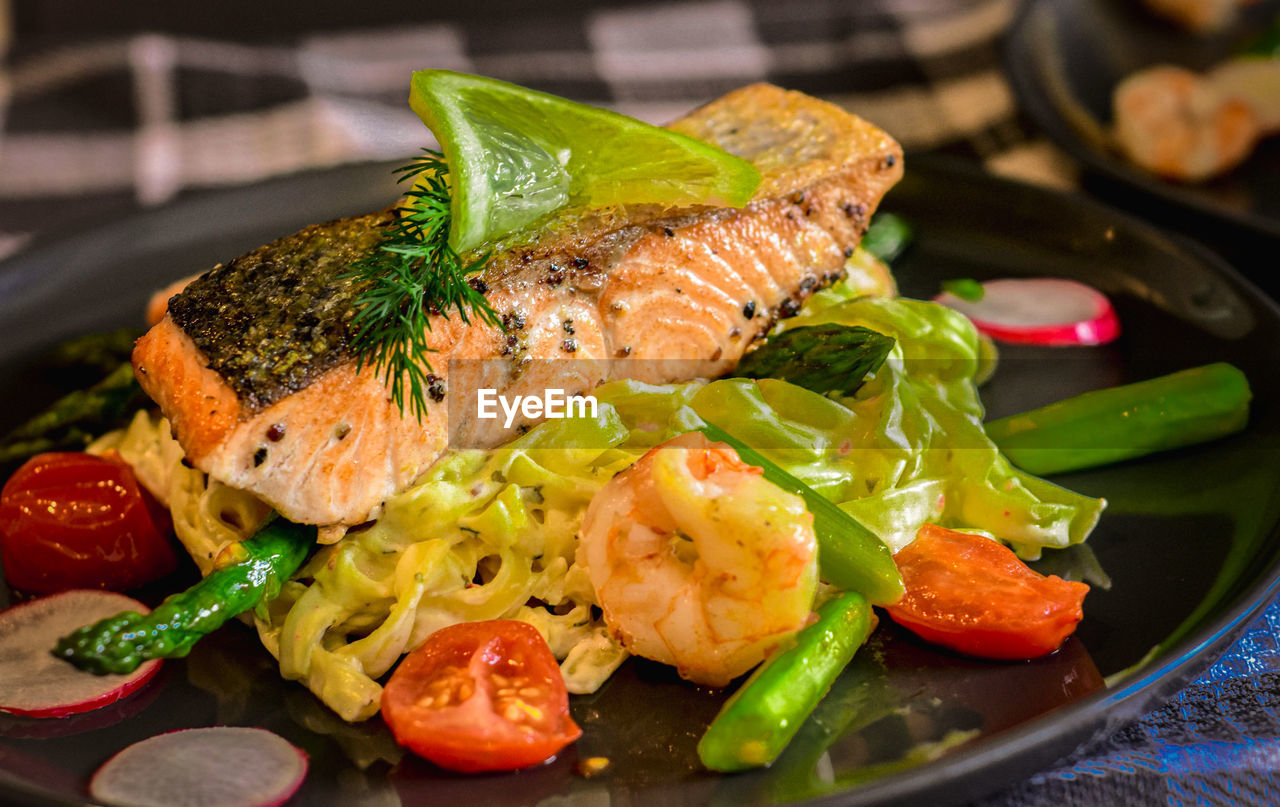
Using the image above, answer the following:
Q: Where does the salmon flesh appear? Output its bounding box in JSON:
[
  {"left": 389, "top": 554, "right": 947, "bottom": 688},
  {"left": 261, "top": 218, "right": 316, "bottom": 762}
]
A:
[{"left": 132, "top": 84, "right": 904, "bottom": 525}]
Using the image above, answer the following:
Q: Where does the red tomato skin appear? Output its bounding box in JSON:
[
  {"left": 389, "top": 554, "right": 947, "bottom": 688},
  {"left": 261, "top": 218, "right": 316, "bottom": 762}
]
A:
[
  {"left": 885, "top": 524, "right": 1089, "bottom": 660},
  {"left": 381, "top": 620, "right": 581, "bottom": 773},
  {"left": 0, "top": 453, "right": 177, "bottom": 594}
]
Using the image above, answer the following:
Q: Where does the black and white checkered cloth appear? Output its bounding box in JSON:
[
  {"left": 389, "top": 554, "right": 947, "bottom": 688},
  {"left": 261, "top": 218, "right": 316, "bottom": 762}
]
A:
[{"left": 0, "top": 0, "right": 1076, "bottom": 262}]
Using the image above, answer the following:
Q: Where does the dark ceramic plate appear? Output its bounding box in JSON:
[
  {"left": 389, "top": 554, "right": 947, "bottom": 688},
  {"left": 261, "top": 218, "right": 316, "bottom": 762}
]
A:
[
  {"left": 1005, "top": 0, "right": 1280, "bottom": 241},
  {"left": 2, "top": 155, "right": 1279, "bottom": 807}
]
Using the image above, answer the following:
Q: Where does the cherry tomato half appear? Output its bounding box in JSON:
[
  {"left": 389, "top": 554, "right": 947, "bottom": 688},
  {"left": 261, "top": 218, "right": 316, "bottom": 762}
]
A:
[
  {"left": 0, "top": 452, "right": 177, "bottom": 594},
  {"left": 884, "top": 524, "right": 1089, "bottom": 660},
  {"left": 381, "top": 619, "right": 581, "bottom": 773}
]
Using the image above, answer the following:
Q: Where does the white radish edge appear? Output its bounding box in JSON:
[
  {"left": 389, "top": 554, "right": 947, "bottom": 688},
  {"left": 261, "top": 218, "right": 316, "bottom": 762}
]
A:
[
  {"left": 90, "top": 726, "right": 308, "bottom": 807},
  {"left": 0, "top": 590, "right": 161, "bottom": 718},
  {"left": 934, "top": 278, "right": 1120, "bottom": 346}
]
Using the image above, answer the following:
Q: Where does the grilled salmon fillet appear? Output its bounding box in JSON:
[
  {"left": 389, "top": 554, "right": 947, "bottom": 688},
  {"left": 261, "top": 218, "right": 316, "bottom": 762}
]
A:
[{"left": 133, "top": 84, "right": 904, "bottom": 525}]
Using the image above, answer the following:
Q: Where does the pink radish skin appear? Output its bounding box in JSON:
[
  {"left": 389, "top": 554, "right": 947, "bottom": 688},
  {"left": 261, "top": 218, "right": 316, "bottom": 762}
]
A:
[
  {"left": 935, "top": 278, "right": 1121, "bottom": 346},
  {"left": 0, "top": 674, "right": 166, "bottom": 739},
  {"left": 0, "top": 590, "right": 161, "bottom": 718},
  {"left": 90, "top": 727, "right": 308, "bottom": 807}
]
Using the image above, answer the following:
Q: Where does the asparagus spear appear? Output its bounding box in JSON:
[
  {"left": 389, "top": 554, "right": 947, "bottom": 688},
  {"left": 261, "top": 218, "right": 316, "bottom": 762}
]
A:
[
  {"left": 48, "top": 328, "right": 143, "bottom": 375},
  {"left": 731, "top": 324, "right": 895, "bottom": 397},
  {"left": 0, "top": 362, "right": 150, "bottom": 463},
  {"left": 985, "top": 362, "right": 1251, "bottom": 475},
  {"left": 698, "top": 591, "right": 875, "bottom": 771},
  {"left": 54, "top": 516, "right": 316, "bottom": 675}
]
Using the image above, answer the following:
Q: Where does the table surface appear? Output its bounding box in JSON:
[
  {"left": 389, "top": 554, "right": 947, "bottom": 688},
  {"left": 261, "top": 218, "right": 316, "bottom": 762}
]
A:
[{"left": 1, "top": 1, "right": 1278, "bottom": 804}]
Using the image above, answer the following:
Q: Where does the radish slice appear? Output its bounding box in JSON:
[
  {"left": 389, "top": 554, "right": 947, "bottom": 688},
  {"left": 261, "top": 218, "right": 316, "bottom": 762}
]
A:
[
  {"left": 934, "top": 278, "right": 1121, "bottom": 346},
  {"left": 90, "top": 727, "right": 308, "bottom": 807},
  {"left": 0, "top": 675, "right": 166, "bottom": 739},
  {"left": 0, "top": 590, "right": 161, "bottom": 718}
]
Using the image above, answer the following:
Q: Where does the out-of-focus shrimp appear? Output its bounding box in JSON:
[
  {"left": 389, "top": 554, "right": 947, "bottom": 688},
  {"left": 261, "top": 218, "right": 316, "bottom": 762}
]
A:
[
  {"left": 580, "top": 431, "right": 818, "bottom": 687},
  {"left": 1113, "top": 65, "right": 1261, "bottom": 181},
  {"left": 1210, "top": 57, "right": 1280, "bottom": 132},
  {"left": 1140, "top": 0, "right": 1256, "bottom": 33}
]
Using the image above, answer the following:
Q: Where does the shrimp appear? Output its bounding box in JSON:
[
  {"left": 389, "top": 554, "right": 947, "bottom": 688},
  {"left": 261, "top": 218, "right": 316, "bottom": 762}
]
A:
[
  {"left": 1139, "top": 0, "right": 1255, "bottom": 33},
  {"left": 1209, "top": 57, "right": 1280, "bottom": 133},
  {"left": 580, "top": 431, "right": 818, "bottom": 687},
  {"left": 1112, "top": 65, "right": 1261, "bottom": 182}
]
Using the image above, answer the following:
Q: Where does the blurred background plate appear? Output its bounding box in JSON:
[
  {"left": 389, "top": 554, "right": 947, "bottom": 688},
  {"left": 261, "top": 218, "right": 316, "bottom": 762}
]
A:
[
  {"left": 1005, "top": 0, "right": 1280, "bottom": 248},
  {"left": 1, "top": 155, "right": 1279, "bottom": 806}
]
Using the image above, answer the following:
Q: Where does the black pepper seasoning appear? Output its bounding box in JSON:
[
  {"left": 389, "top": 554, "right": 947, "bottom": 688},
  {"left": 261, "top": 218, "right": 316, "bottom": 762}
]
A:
[
  {"left": 841, "top": 201, "right": 867, "bottom": 219},
  {"left": 426, "top": 373, "right": 446, "bottom": 402},
  {"left": 502, "top": 311, "right": 526, "bottom": 332}
]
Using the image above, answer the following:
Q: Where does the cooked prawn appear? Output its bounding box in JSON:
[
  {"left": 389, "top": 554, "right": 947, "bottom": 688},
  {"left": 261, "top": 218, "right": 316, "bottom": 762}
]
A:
[
  {"left": 1209, "top": 57, "right": 1280, "bottom": 133},
  {"left": 1112, "top": 64, "right": 1261, "bottom": 181},
  {"left": 1139, "top": 0, "right": 1255, "bottom": 33},
  {"left": 580, "top": 431, "right": 818, "bottom": 687}
]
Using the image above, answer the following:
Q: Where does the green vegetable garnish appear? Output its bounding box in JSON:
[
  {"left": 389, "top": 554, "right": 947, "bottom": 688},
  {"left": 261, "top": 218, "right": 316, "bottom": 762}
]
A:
[
  {"left": 986, "top": 362, "right": 1251, "bottom": 475},
  {"left": 860, "top": 212, "right": 913, "bottom": 263},
  {"left": 697, "top": 422, "right": 904, "bottom": 605},
  {"left": 732, "top": 324, "right": 895, "bottom": 396},
  {"left": 0, "top": 362, "right": 149, "bottom": 464},
  {"left": 54, "top": 516, "right": 316, "bottom": 674},
  {"left": 345, "top": 150, "right": 499, "bottom": 421},
  {"left": 698, "top": 591, "right": 874, "bottom": 771},
  {"left": 940, "top": 277, "right": 985, "bottom": 302},
  {"left": 49, "top": 327, "right": 143, "bottom": 376}
]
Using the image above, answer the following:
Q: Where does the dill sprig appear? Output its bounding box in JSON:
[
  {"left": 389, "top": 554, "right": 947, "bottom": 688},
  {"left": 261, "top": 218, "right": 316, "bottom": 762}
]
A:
[{"left": 346, "top": 150, "right": 500, "bottom": 420}]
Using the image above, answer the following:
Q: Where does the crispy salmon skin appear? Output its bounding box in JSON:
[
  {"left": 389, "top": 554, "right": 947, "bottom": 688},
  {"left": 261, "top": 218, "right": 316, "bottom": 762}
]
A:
[{"left": 133, "top": 84, "right": 904, "bottom": 525}]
